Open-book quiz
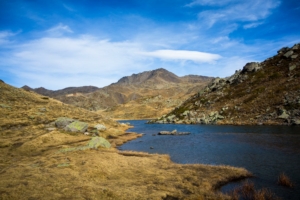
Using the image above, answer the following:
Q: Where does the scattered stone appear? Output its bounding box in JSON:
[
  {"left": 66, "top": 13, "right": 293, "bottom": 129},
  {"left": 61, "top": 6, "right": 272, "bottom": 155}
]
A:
[
  {"left": 291, "top": 119, "right": 300, "bottom": 125},
  {"left": 277, "top": 47, "right": 289, "bottom": 54},
  {"left": 39, "top": 107, "right": 47, "bottom": 112},
  {"left": 87, "top": 137, "right": 111, "bottom": 149},
  {"left": 46, "top": 128, "right": 56, "bottom": 131},
  {"left": 94, "top": 124, "right": 106, "bottom": 132},
  {"left": 284, "top": 50, "right": 294, "bottom": 58},
  {"left": 182, "top": 110, "right": 190, "bottom": 116},
  {"left": 291, "top": 54, "right": 298, "bottom": 59},
  {"left": 292, "top": 44, "right": 299, "bottom": 50},
  {"left": 158, "top": 130, "right": 190, "bottom": 135},
  {"left": 289, "top": 65, "right": 296, "bottom": 71},
  {"left": 55, "top": 117, "right": 75, "bottom": 128},
  {"left": 84, "top": 132, "right": 90, "bottom": 136},
  {"left": 64, "top": 121, "right": 89, "bottom": 133},
  {"left": 150, "top": 146, "right": 154, "bottom": 149},
  {"left": 278, "top": 109, "right": 289, "bottom": 119}
]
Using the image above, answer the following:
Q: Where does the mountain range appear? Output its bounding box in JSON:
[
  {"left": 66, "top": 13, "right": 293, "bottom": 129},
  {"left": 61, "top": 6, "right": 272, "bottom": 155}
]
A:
[{"left": 22, "top": 68, "right": 213, "bottom": 119}]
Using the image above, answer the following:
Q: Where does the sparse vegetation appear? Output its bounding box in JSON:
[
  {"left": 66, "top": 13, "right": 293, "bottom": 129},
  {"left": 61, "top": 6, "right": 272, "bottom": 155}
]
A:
[
  {"left": 278, "top": 173, "right": 293, "bottom": 188},
  {"left": 229, "top": 181, "right": 280, "bottom": 200}
]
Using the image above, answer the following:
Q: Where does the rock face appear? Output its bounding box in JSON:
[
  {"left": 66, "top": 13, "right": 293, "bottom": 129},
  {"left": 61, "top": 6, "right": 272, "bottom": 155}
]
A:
[
  {"left": 87, "top": 137, "right": 111, "bottom": 148},
  {"left": 149, "top": 43, "right": 300, "bottom": 125},
  {"left": 64, "top": 121, "right": 89, "bottom": 133}
]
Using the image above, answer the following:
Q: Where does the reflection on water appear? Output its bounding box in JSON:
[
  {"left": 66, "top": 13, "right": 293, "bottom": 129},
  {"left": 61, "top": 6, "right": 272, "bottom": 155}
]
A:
[{"left": 119, "top": 120, "right": 300, "bottom": 200}]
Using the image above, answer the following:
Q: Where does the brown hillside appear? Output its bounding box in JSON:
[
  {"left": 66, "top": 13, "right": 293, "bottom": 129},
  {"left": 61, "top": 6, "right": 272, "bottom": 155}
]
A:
[
  {"left": 150, "top": 43, "right": 300, "bottom": 125},
  {"left": 0, "top": 81, "right": 250, "bottom": 199},
  {"left": 25, "top": 68, "right": 213, "bottom": 119}
]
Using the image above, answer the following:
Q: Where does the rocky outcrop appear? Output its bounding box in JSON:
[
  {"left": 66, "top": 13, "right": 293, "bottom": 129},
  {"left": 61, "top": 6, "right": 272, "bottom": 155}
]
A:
[
  {"left": 55, "top": 117, "right": 75, "bottom": 128},
  {"left": 64, "top": 121, "right": 89, "bottom": 133},
  {"left": 149, "top": 43, "right": 300, "bottom": 125}
]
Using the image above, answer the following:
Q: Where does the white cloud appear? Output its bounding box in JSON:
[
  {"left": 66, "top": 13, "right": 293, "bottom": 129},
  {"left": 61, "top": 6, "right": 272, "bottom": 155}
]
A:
[
  {"left": 2, "top": 34, "right": 150, "bottom": 89},
  {"left": 186, "top": 0, "right": 234, "bottom": 7},
  {"left": 141, "top": 50, "right": 221, "bottom": 63}
]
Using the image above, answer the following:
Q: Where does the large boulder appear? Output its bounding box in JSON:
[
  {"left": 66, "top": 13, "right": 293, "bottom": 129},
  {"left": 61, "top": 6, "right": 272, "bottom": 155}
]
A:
[
  {"left": 242, "top": 62, "right": 260, "bottom": 73},
  {"left": 64, "top": 121, "right": 89, "bottom": 133},
  {"left": 87, "top": 137, "right": 111, "bottom": 148},
  {"left": 55, "top": 117, "right": 75, "bottom": 128},
  {"left": 284, "top": 50, "right": 294, "bottom": 58}
]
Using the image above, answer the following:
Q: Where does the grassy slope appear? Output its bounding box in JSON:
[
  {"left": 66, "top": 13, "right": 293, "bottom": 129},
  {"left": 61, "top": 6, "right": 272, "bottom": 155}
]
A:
[{"left": 0, "top": 82, "right": 250, "bottom": 199}]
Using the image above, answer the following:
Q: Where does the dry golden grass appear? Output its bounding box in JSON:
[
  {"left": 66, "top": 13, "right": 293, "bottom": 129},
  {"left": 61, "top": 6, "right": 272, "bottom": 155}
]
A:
[
  {"left": 278, "top": 173, "right": 293, "bottom": 188},
  {"left": 0, "top": 81, "right": 251, "bottom": 199},
  {"left": 229, "top": 181, "right": 280, "bottom": 200}
]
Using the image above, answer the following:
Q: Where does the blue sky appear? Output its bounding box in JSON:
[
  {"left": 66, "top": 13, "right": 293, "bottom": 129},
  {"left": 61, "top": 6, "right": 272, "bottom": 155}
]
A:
[{"left": 0, "top": 0, "right": 299, "bottom": 89}]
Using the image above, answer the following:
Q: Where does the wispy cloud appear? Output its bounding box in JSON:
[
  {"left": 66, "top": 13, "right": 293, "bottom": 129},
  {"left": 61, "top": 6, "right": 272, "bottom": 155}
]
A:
[
  {"left": 194, "top": 0, "right": 280, "bottom": 28},
  {"left": 243, "top": 22, "right": 264, "bottom": 29},
  {"left": 46, "top": 23, "right": 73, "bottom": 37},
  {"left": 0, "top": 31, "right": 19, "bottom": 45},
  {"left": 141, "top": 50, "right": 221, "bottom": 63}
]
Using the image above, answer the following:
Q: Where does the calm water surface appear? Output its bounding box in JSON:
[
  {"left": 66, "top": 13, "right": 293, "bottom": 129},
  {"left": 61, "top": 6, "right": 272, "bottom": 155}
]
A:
[{"left": 119, "top": 120, "right": 300, "bottom": 200}]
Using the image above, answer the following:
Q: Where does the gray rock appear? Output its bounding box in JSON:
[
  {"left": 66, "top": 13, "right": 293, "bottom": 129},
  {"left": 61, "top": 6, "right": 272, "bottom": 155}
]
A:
[
  {"left": 291, "top": 119, "right": 300, "bottom": 125},
  {"left": 94, "top": 124, "right": 106, "bottom": 132},
  {"left": 277, "top": 47, "right": 289, "bottom": 54},
  {"left": 278, "top": 109, "right": 289, "bottom": 119},
  {"left": 182, "top": 110, "right": 190, "bottom": 116},
  {"left": 84, "top": 132, "right": 90, "bottom": 136},
  {"left": 55, "top": 117, "right": 75, "bottom": 128},
  {"left": 291, "top": 54, "right": 298, "bottom": 59},
  {"left": 284, "top": 50, "right": 294, "bottom": 58},
  {"left": 242, "top": 62, "right": 260, "bottom": 73},
  {"left": 87, "top": 137, "right": 111, "bottom": 149},
  {"left": 64, "top": 121, "right": 89, "bottom": 133},
  {"left": 39, "top": 108, "right": 47, "bottom": 112},
  {"left": 292, "top": 44, "right": 299, "bottom": 50},
  {"left": 158, "top": 130, "right": 190, "bottom": 135},
  {"left": 289, "top": 65, "right": 297, "bottom": 71},
  {"left": 46, "top": 127, "right": 56, "bottom": 131}
]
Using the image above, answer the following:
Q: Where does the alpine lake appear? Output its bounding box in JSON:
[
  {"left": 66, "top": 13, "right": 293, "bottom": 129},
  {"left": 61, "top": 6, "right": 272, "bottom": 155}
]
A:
[{"left": 118, "top": 120, "right": 300, "bottom": 200}]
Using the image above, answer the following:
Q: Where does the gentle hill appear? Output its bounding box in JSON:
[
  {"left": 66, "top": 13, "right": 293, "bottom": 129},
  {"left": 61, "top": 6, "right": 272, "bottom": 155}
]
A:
[{"left": 149, "top": 43, "right": 300, "bottom": 125}]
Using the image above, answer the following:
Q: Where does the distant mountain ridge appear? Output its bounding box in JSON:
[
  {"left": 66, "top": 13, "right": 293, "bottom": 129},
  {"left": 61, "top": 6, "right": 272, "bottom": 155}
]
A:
[
  {"left": 22, "top": 68, "right": 213, "bottom": 119},
  {"left": 22, "top": 85, "right": 100, "bottom": 97}
]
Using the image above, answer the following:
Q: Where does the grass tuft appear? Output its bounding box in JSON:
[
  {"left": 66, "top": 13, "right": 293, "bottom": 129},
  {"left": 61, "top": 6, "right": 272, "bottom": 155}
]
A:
[
  {"left": 229, "top": 180, "right": 280, "bottom": 200},
  {"left": 278, "top": 173, "right": 293, "bottom": 188}
]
